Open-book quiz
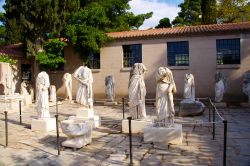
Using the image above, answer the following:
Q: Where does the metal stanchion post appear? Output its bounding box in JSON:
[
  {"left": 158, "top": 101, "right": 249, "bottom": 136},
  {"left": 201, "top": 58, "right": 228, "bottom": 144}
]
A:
[
  {"left": 212, "top": 106, "right": 215, "bottom": 140},
  {"left": 19, "top": 100, "right": 22, "bottom": 125},
  {"left": 56, "top": 97, "right": 58, "bottom": 115},
  {"left": 223, "top": 120, "right": 227, "bottom": 166},
  {"left": 55, "top": 114, "right": 60, "bottom": 155},
  {"left": 122, "top": 98, "right": 125, "bottom": 119},
  {"left": 208, "top": 99, "right": 211, "bottom": 122},
  {"left": 136, "top": 105, "right": 139, "bottom": 119},
  {"left": 4, "top": 111, "right": 8, "bottom": 147},
  {"left": 127, "top": 117, "right": 134, "bottom": 166}
]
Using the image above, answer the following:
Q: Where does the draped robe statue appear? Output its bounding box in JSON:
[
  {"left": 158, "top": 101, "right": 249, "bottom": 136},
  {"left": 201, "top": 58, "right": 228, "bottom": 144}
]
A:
[
  {"left": 183, "top": 73, "right": 195, "bottom": 102},
  {"left": 74, "top": 64, "right": 93, "bottom": 108},
  {"left": 20, "top": 81, "right": 29, "bottom": 95},
  {"left": 105, "top": 75, "right": 115, "bottom": 102},
  {"left": 243, "top": 71, "right": 250, "bottom": 102},
  {"left": 62, "top": 73, "right": 72, "bottom": 101},
  {"left": 214, "top": 72, "right": 227, "bottom": 102},
  {"left": 128, "top": 63, "right": 147, "bottom": 119},
  {"left": 49, "top": 85, "right": 57, "bottom": 102},
  {"left": 36, "top": 71, "right": 50, "bottom": 118},
  {"left": 155, "top": 67, "right": 176, "bottom": 127}
]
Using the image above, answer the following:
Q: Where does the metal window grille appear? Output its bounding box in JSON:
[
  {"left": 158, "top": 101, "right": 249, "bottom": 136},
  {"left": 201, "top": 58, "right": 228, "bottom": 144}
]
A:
[
  {"left": 216, "top": 38, "right": 240, "bottom": 65},
  {"left": 88, "top": 52, "right": 100, "bottom": 69},
  {"left": 167, "top": 41, "right": 189, "bottom": 66},
  {"left": 123, "top": 44, "right": 142, "bottom": 67}
]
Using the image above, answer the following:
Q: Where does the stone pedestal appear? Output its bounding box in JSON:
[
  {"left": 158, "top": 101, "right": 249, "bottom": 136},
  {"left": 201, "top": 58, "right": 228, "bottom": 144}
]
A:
[
  {"left": 240, "top": 102, "right": 250, "bottom": 108},
  {"left": 31, "top": 118, "right": 56, "bottom": 132},
  {"left": 76, "top": 108, "right": 94, "bottom": 118},
  {"left": 144, "top": 124, "right": 183, "bottom": 145},
  {"left": 61, "top": 119, "right": 92, "bottom": 149},
  {"left": 178, "top": 100, "right": 205, "bottom": 117},
  {"left": 122, "top": 119, "right": 152, "bottom": 134},
  {"left": 22, "top": 95, "right": 32, "bottom": 106},
  {"left": 74, "top": 108, "right": 100, "bottom": 128},
  {"left": 214, "top": 102, "right": 227, "bottom": 108},
  {"left": 104, "top": 101, "right": 118, "bottom": 106}
]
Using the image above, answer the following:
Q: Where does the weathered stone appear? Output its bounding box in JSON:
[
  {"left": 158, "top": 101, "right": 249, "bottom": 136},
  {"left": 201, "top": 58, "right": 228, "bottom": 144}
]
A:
[{"left": 177, "top": 101, "right": 205, "bottom": 116}]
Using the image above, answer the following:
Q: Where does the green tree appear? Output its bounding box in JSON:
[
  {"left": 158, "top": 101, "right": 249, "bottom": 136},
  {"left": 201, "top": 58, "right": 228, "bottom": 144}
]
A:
[
  {"left": 0, "top": 12, "right": 6, "bottom": 46},
  {"left": 36, "top": 39, "right": 67, "bottom": 71},
  {"left": 172, "top": 0, "right": 202, "bottom": 26},
  {"left": 201, "top": 0, "right": 217, "bottom": 24},
  {"left": 65, "top": 0, "right": 152, "bottom": 61},
  {"left": 155, "top": 17, "right": 171, "bottom": 28},
  {"left": 217, "top": 0, "right": 250, "bottom": 23},
  {"left": 4, "top": 0, "right": 79, "bottom": 56}
]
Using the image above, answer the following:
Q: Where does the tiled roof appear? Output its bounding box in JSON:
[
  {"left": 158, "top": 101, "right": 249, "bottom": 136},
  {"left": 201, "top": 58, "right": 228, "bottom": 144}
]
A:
[
  {"left": 107, "top": 22, "right": 250, "bottom": 39},
  {"left": 0, "top": 43, "right": 24, "bottom": 57}
]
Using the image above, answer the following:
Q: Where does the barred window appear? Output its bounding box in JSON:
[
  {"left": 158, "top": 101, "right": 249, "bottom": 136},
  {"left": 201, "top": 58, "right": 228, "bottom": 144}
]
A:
[
  {"left": 123, "top": 44, "right": 142, "bottom": 68},
  {"left": 167, "top": 41, "right": 189, "bottom": 66},
  {"left": 88, "top": 52, "right": 100, "bottom": 69},
  {"left": 216, "top": 38, "right": 240, "bottom": 65}
]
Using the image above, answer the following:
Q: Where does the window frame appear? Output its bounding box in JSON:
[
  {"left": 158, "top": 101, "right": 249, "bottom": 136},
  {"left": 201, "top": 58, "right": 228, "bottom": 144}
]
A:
[
  {"left": 167, "top": 41, "right": 189, "bottom": 66},
  {"left": 216, "top": 38, "right": 240, "bottom": 65},
  {"left": 122, "top": 44, "right": 142, "bottom": 68}
]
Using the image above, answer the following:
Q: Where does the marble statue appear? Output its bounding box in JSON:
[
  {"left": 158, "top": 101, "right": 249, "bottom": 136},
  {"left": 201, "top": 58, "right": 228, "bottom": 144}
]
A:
[
  {"left": 30, "top": 87, "right": 35, "bottom": 102},
  {"left": 36, "top": 71, "right": 50, "bottom": 118},
  {"left": 0, "top": 62, "right": 15, "bottom": 95},
  {"left": 73, "top": 63, "right": 93, "bottom": 108},
  {"left": 60, "top": 119, "right": 93, "bottom": 148},
  {"left": 214, "top": 72, "right": 227, "bottom": 102},
  {"left": 62, "top": 73, "right": 72, "bottom": 101},
  {"left": 20, "top": 81, "right": 29, "bottom": 95},
  {"left": 242, "top": 71, "right": 250, "bottom": 102},
  {"left": 183, "top": 73, "right": 195, "bottom": 102},
  {"left": 155, "top": 67, "right": 176, "bottom": 127},
  {"left": 49, "top": 85, "right": 57, "bottom": 102},
  {"left": 128, "top": 63, "right": 147, "bottom": 119},
  {"left": 105, "top": 75, "right": 115, "bottom": 102}
]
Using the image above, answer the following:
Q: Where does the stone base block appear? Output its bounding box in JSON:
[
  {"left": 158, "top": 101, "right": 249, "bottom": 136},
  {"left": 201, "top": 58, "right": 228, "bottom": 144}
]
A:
[
  {"left": 122, "top": 119, "right": 152, "bottom": 134},
  {"left": 104, "top": 101, "right": 118, "bottom": 106},
  {"left": 76, "top": 108, "right": 94, "bottom": 118},
  {"left": 241, "top": 102, "right": 250, "bottom": 107},
  {"left": 62, "top": 134, "right": 92, "bottom": 149},
  {"left": 22, "top": 95, "right": 32, "bottom": 106},
  {"left": 214, "top": 102, "right": 227, "bottom": 108},
  {"left": 178, "top": 101, "right": 205, "bottom": 117},
  {"left": 69, "top": 115, "right": 100, "bottom": 128},
  {"left": 31, "top": 118, "right": 56, "bottom": 132},
  {"left": 144, "top": 124, "right": 183, "bottom": 145}
]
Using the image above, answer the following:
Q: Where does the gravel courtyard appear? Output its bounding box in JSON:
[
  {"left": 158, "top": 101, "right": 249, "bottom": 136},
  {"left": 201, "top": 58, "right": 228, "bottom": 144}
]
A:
[{"left": 0, "top": 101, "right": 250, "bottom": 166}]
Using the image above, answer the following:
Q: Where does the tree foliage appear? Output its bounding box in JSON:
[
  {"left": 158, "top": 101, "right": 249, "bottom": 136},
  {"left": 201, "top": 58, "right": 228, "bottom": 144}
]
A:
[
  {"left": 217, "top": 0, "right": 250, "bottom": 23},
  {"left": 172, "top": 0, "right": 202, "bottom": 27},
  {"left": 155, "top": 17, "right": 171, "bottom": 28},
  {"left": 35, "top": 39, "right": 67, "bottom": 71},
  {"left": 0, "top": 54, "right": 18, "bottom": 65},
  {"left": 201, "top": 0, "right": 217, "bottom": 24}
]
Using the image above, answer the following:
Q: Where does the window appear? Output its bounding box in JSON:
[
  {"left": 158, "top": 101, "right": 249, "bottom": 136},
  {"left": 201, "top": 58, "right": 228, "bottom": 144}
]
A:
[
  {"left": 123, "top": 44, "right": 142, "bottom": 67},
  {"left": 216, "top": 38, "right": 240, "bottom": 65},
  {"left": 21, "top": 64, "right": 32, "bottom": 81},
  {"left": 167, "top": 41, "right": 189, "bottom": 66},
  {"left": 88, "top": 52, "right": 100, "bottom": 69}
]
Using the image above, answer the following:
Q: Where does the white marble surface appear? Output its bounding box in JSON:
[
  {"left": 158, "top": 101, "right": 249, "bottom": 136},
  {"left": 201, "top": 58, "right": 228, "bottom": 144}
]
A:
[
  {"left": 122, "top": 119, "right": 152, "bottom": 134},
  {"left": 31, "top": 118, "right": 56, "bottom": 132}
]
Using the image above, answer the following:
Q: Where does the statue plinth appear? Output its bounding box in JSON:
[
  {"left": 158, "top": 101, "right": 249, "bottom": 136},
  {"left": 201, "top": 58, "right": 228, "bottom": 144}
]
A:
[
  {"left": 122, "top": 119, "right": 152, "bottom": 134},
  {"left": 73, "top": 107, "right": 100, "bottom": 128},
  {"left": 144, "top": 124, "right": 183, "bottom": 145},
  {"left": 31, "top": 118, "right": 56, "bottom": 132}
]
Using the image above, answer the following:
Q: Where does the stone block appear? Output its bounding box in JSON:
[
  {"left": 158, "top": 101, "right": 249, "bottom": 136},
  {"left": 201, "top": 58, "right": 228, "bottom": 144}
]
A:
[
  {"left": 122, "top": 119, "right": 152, "bottom": 134},
  {"left": 76, "top": 108, "right": 94, "bottom": 118},
  {"left": 177, "top": 101, "right": 205, "bottom": 116},
  {"left": 69, "top": 115, "right": 100, "bottom": 128},
  {"left": 31, "top": 118, "right": 56, "bottom": 132},
  {"left": 214, "top": 102, "right": 227, "bottom": 108},
  {"left": 104, "top": 101, "right": 118, "bottom": 106},
  {"left": 240, "top": 102, "right": 250, "bottom": 107},
  {"left": 144, "top": 124, "right": 183, "bottom": 145}
]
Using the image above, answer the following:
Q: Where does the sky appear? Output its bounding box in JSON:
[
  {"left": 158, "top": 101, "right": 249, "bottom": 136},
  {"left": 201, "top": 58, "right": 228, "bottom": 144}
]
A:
[
  {"left": 0, "top": 0, "right": 183, "bottom": 29},
  {"left": 129, "top": 0, "right": 183, "bottom": 29}
]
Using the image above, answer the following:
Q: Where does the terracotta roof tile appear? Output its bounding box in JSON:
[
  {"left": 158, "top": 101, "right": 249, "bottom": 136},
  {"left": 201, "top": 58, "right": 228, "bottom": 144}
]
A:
[
  {"left": 107, "top": 22, "right": 250, "bottom": 39},
  {"left": 0, "top": 43, "right": 24, "bottom": 57}
]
